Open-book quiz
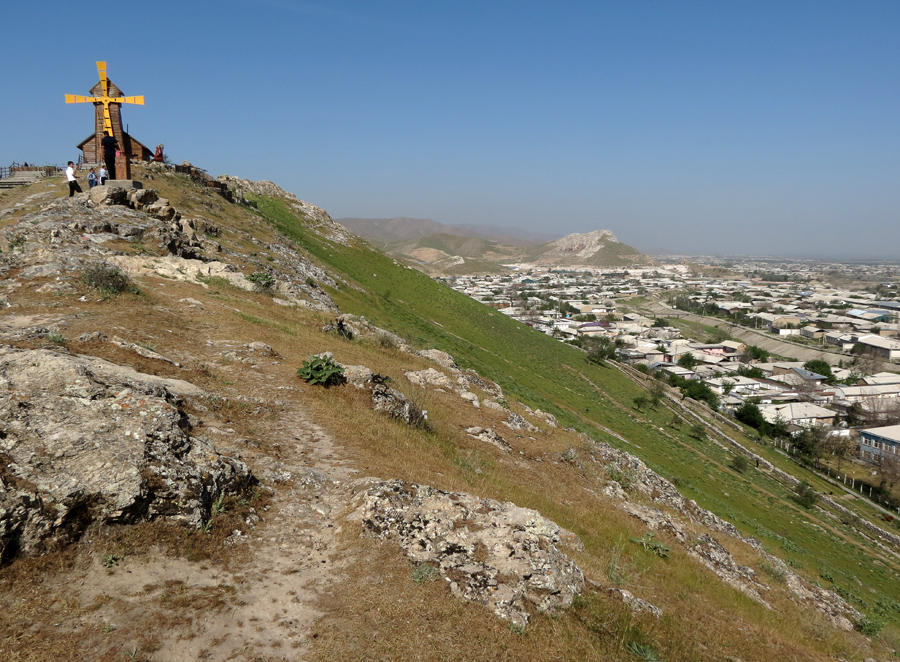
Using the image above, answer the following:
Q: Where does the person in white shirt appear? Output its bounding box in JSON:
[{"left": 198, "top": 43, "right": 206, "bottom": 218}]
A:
[
  {"left": 98, "top": 166, "right": 108, "bottom": 185},
  {"left": 65, "top": 161, "right": 82, "bottom": 197}
]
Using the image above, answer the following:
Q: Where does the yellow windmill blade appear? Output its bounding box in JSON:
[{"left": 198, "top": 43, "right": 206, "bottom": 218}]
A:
[
  {"left": 65, "top": 94, "right": 96, "bottom": 104},
  {"left": 124, "top": 96, "right": 145, "bottom": 105},
  {"left": 96, "top": 61, "right": 108, "bottom": 97},
  {"left": 94, "top": 61, "right": 115, "bottom": 136}
]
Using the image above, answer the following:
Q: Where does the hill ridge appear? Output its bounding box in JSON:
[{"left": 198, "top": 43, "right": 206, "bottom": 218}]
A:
[{"left": 0, "top": 164, "right": 895, "bottom": 662}]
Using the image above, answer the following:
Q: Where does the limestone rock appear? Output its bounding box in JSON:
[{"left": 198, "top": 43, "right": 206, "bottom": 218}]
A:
[
  {"left": 603, "top": 587, "right": 663, "bottom": 618},
  {"left": 418, "top": 349, "right": 458, "bottom": 370},
  {"left": 371, "top": 384, "right": 426, "bottom": 427},
  {"left": 355, "top": 480, "right": 585, "bottom": 628},
  {"left": 404, "top": 368, "right": 455, "bottom": 391},
  {"left": 465, "top": 427, "right": 512, "bottom": 453},
  {"left": 0, "top": 347, "right": 252, "bottom": 560},
  {"left": 459, "top": 391, "right": 480, "bottom": 407},
  {"left": 455, "top": 371, "right": 503, "bottom": 398},
  {"left": 342, "top": 364, "right": 374, "bottom": 388},
  {"left": 90, "top": 185, "right": 128, "bottom": 207},
  {"left": 504, "top": 411, "right": 537, "bottom": 432}
]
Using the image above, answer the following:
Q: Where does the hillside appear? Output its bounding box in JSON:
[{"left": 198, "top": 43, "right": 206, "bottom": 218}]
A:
[
  {"left": 524, "top": 229, "right": 655, "bottom": 267},
  {"left": 0, "top": 166, "right": 899, "bottom": 662},
  {"left": 338, "top": 218, "right": 653, "bottom": 274},
  {"left": 335, "top": 216, "right": 556, "bottom": 246}
]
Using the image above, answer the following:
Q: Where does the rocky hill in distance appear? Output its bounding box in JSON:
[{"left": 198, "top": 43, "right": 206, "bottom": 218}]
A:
[
  {"left": 524, "top": 228, "right": 654, "bottom": 268},
  {"left": 337, "top": 217, "right": 653, "bottom": 274},
  {"left": 0, "top": 166, "right": 897, "bottom": 662}
]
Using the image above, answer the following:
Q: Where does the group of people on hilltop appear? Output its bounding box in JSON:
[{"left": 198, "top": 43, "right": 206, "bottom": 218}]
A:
[{"left": 64, "top": 131, "right": 117, "bottom": 197}]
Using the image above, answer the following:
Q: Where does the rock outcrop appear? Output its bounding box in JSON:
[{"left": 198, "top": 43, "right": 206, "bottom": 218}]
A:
[
  {"left": 0, "top": 347, "right": 252, "bottom": 561},
  {"left": 586, "top": 441, "right": 862, "bottom": 629},
  {"left": 354, "top": 480, "right": 585, "bottom": 628}
]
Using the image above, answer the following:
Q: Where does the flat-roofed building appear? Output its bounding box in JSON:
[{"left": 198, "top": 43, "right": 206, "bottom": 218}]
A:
[{"left": 859, "top": 425, "right": 900, "bottom": 463}]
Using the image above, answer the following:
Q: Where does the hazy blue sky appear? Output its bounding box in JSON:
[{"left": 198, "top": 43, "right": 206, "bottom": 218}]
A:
[{"left": 2, "top": 1, "right": 898, "bottom": 258}]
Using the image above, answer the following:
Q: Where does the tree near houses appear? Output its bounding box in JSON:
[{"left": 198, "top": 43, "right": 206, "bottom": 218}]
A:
[
  {"left": 825, "top": 434, "right": 856, "bottom": 474},
  {"left": 648, "top": 380, "right": 667, "bottom": 410},
  {"left": 735, "top": 402, "right": 767, "bottom": 434},
  {"left": 742, "top": 345, "right": 769, "bottom": 363},
  {"left": 794, "top": 425, "right": 829, "bottom": 467},
  {"left": 802, "top": 360, "right": 836, "bottom": 385},
  {"left": 877, "top": 455, "right": 900, "bottom": 492}
]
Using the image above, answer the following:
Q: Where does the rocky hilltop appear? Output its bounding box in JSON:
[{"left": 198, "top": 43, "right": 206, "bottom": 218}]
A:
[
  {"left": 525, "top": 228, "right": 653, "bottom": 267},
  {"left": 338, "top": 217, "right": 652, "bottom": 274},
  {"left": 0, "top": 164, "right": 894, "bottom": 662}
]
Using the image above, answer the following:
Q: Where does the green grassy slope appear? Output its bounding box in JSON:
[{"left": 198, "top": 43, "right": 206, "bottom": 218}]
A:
[{"left": 253, "top": 195, "right": 900, "bottom": 646}]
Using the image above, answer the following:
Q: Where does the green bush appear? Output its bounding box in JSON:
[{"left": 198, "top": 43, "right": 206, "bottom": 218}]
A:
[
  {"left": 297, "top": 354, "right": 345, "bottom": 387},
  {"left": 248, "top": 271, "right": 276, "bottom": 289},
  {"left": 81, "top": 261, "right": 136, "bottom": 296},
  {"left": 793, "top": 480, "right": 819, "bottom": 509},
  {"left": 730, "top": 455, "right": 750, "bottom": 473},
  {"left": 855, "top": 615, "right": 885, "bottom": 636}
]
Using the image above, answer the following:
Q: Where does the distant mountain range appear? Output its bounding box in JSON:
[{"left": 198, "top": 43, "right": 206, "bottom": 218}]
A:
[
  {"left": 335, "top": 217, "right": 558, "bottom": 246},
  {"left": 335, "top": 217, "right": 653, "bottom": 274}
]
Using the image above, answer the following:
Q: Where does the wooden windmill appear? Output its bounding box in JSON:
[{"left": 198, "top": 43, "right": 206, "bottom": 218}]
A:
[{"left": 65, "top": 61, "right": 152, "bottom": 179}]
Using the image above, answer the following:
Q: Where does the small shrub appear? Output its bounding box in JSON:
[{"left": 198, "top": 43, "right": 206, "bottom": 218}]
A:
[
  {"left": 856, "top": 615, "right": 885, "bottom": 636},
  {"left": 410, "top": 564, "right": 440, "bottom": 583},
  {"left": 560, "top": 448, "right": 578, "bottom": 465},
  {"left": 635, "top": 363, "right": 649, "bottom": 374},
  {"left": 626, "top": 641, "right": 663, "bottom": 661},
  {"left": 607, "top": 465, "right": 636, "bottom": 489},
  {"left": 81, "top": 261, "right": 136, "bottom": 296},
  {"left": 247, "top": 271, "right": 275, "bottom": 290},
  {"left": 376, "top": 331, "right": 398, "bottom": 349},
  {"left": 758, "top": 562, "right": 786, "bottom": 583},
  {"left": 47, "top": 332, "right": 66, "bottom": 345},
  {"left": 689, "top": 423, "right": 707, "bottom": 440},
  {"left": 102, "top": 553, "right": 119, "bottom": 569},
  {"left": 793, "top": 480, "right": 819, "bottom": 509},
  {"left": 305, "top": 276, "right": 317, "bottom": 288},
  {"left": 606, "top": 542, "right": 645, "bottom": 586},
  {"left": 729, "top": 455, "right": 750, "bottom": 473},
  {"left": 297, "top": 354, "right": 345, "bottom": 387},
  {"left": 633, "top": 395, "right": 648, "bottom": 411},
  {"left": 819, "top": 569, "right": 835, "bottom": 582},
  {"left": 631, "top": 533, "right": 670, "bottom": 558}
]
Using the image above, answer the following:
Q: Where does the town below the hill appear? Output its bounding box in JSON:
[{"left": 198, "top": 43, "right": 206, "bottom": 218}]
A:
[{"left": 446, "top": 257, "right": 900, "bottom": 502}]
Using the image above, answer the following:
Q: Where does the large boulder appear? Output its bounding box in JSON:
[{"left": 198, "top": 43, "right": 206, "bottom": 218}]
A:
[
  {"left": 0, "top": 347, "right": 252, "bottom": 561},
  {"left": 354, "top": 480, "right": 585, "bottom": 628}
]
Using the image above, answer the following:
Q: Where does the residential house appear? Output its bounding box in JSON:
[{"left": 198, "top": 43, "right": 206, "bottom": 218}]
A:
[
  {"left": 855, "top": 335, "right": 900, "bottom": 361},
  {"left": 859, "top": 425, "right": 900, "bottom": 463},
  {"left": 758, "top": 402, "right": 836, "bottom": 428}
]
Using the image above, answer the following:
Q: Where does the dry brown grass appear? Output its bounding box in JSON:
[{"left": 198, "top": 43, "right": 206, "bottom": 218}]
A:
[
  {"left": 306, "top": 526, "right": 856, "bottom": 662},
  {"left": 1, "top": 170, "right": 891, "bottom": 661}
]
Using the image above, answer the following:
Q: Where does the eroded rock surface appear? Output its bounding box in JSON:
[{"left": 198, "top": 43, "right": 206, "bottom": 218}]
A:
[
  {"left": 0, "top": 347, "right": 252, "bottom": 560},
  {"left": 354, "top": 479, "right": 585, "bottom": 628},
  {"left": 587, "top": 441, "right": 862, "bottom": 628}
]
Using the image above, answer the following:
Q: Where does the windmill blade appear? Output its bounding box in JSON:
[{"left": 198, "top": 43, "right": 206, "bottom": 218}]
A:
[
  {"left": 123, "top": 96, "right": 145, "bottom": 105},
  {"left": 96, "top": 61, "right": 108, "bottom": 97},
  {"left": 65, "top": 94, "right": 98, "bottom": 104}
]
